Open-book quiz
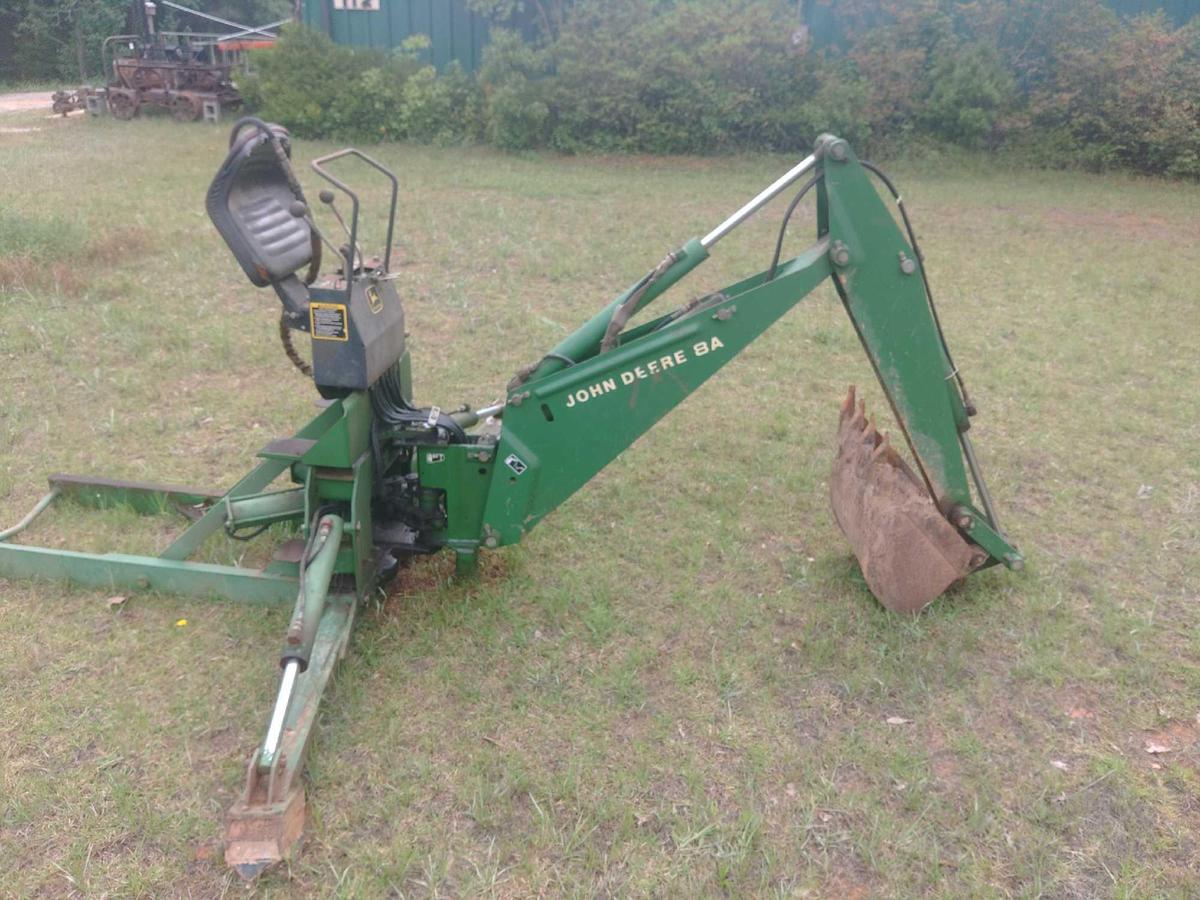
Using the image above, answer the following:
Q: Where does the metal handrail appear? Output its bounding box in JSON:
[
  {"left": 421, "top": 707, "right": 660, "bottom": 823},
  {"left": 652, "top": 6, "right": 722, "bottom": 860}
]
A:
[{"left": 310, "top": 149, "right": 401, "bottom": 301}]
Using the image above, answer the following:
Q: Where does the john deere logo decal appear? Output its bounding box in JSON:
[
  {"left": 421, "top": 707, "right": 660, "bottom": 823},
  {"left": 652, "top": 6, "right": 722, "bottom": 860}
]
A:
[
  {"left": 564, "top": 337, "right": 725, "bottom": 409},
  {"left": 366, "top": 284, "right": 384, "bottom": 314}
]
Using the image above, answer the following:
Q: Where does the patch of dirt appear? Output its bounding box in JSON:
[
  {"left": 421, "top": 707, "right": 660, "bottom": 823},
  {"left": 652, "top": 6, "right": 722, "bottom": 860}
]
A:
[
  {"left": 925, "top": 727, "right": 962, "bottom": 788},
  {"left": 1042, "top": 207, "right": 1175, "bottom": 241},
  {"left": 1059, "top": 689, "right": 1102, "bottom": 728},
  {"left": 821, "top": 872, "right": 873, "bottom": 900},
  {"left": 1140, "top": 720, "right": 1200, "bottom": 771},
  {"left": 375, "top": 550, "right": 510, "bottom": 624},
  {"left": 0, "top": 257, "right": 85, "bottom": 295},
  {"left": 935, "top": 203, "right": 1179, "bottom": 243},
  {"left": 86, "top": 226, "right": 156, "bottom": 265},
  {"left": 202, "top": 724, "right": 242, "bottom": 758},
  {"left": 0, "top": 225, "right": 155, "bottom": 296},
  {"left": 0, "top": 91, "right": 52, "bottom": 114}
]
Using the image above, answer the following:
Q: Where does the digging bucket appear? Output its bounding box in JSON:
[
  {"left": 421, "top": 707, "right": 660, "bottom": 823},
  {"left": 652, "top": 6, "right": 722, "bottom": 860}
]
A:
[{"left": 830, "top": 386, "right": 983, "bottom": 613}]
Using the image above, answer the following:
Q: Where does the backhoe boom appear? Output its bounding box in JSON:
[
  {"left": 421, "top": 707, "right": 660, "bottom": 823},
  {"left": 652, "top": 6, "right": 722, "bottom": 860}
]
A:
[{"left": 482, "top": 135, "right": 1021, "bottom": 595}]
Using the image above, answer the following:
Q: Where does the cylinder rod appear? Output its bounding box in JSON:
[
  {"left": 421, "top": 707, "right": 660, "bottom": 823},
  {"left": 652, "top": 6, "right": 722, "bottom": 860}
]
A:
[
  {"left": 701, "top": 153, "right": 819, "bottom": 249},
  {"left": 259, "top": 513, "right": 344, "bottom": 771},
  {"left": 475, "top": 403, "right": 504, "bottom": 420},
  {"left": 260, "top": 659, "right": 300, "bottom": 769}
]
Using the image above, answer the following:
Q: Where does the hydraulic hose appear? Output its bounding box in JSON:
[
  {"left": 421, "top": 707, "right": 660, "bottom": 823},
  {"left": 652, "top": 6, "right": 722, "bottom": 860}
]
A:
[{"left": 768, "top": 175, "right": 821, "bottom": 282}]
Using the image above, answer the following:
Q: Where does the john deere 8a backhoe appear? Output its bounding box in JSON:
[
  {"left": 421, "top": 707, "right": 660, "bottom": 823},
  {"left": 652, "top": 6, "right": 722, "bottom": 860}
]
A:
[{"left": 0, "top": 120, "right": 1021, "bottom": 877}]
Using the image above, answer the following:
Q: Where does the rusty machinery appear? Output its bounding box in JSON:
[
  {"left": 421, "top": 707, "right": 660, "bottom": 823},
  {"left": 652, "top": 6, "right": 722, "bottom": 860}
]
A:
[{"left": 63, "top": 0, "right": 281, "bottom": 122}]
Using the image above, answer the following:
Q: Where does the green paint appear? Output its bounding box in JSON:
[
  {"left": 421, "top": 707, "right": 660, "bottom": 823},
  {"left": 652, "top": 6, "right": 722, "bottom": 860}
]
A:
[
  {"left": 472, "top": 144, "right": 1018, "bottom": 568},
  {"left": 0, "top": 543, "right": 298, "bottom": 605},
  {"left": 281, "top": 514, "right": 344, "bottom": 669},
  {"left": 0, "top": 137, "right": 1021, "bottom": 873},
  {"left": 299, "top": 0, "right": 499, "bottom": 74},
  {"left": 483, "top": 241, "right": 832, "bottom": 545}
]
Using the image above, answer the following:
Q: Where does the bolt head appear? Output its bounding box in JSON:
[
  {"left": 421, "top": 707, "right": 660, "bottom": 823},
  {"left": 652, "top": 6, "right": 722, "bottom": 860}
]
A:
[
  {"left": 484, "top": 536, "right": 499, "bottom": 549},
  {"left": 900, "top": 257, "right": 917, "bottom": 275}
]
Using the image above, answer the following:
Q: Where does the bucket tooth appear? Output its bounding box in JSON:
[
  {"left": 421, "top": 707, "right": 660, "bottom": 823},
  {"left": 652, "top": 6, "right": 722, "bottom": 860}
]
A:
[
  {"left": 830, "top": 386, "right": 980, "bottom": 613},
  {"left": 841, "top": 386, "right": 866, "bottom": 430},
  {"left": 870, "top": 432, "right": 893, "bottom": 463},
  {"left": 863, "top": 416, "right": 878, "bottom": 444},
  {"left": 840, "top": 387, "right": 853, "bottom": 416}
]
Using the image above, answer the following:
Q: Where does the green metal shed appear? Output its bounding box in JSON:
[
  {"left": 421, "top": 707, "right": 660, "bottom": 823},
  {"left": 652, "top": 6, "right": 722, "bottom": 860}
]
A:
[{"left": 299, "top": 0, "right": 492, "bottom": 72}]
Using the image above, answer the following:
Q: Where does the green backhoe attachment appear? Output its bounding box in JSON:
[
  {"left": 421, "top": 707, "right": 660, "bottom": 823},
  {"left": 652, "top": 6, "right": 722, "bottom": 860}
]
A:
[{"left": 0, "top": 124, "right": 1021, "bottom": 878}]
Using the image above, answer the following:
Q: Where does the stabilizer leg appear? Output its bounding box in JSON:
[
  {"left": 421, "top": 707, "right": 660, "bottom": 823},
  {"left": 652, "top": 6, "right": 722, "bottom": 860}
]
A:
[{"left": 225, "top": 514, "right": 356, "bottom": 879}]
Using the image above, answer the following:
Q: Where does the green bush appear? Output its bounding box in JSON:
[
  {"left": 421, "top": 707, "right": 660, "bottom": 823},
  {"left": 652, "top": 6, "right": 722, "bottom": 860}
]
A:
[
  {"left": 245, "top": 3, "right": 1200, "bottom": 179},
  {"left": 400, "top": 62, "right": 485, "bottom": 144},
  {"left": 244, "top": 27, "right": 481, "bottom": 143},
  {"left": 242, "top": 26, "right": 396, "bottom": 139},
  {"left": 1029, "top": 12, "right": 1200, "bottom": 177},
  {"left": 477, "top": 30, "right": 553, "bottom": 150},
  {"left": 547, "top": 0, "right": 798, "bottom": 153},
  {"left": 478, "top": 0, "right": 858, "bottom": 155},
  {"left": 921, "top": 42, "right": 1015, "bottom": 149}
]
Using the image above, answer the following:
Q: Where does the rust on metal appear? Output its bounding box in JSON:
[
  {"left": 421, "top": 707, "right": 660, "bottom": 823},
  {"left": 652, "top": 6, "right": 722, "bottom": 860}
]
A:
[
  {"left": 94, "top": 37, "right": 243, "bottom": 121},
  {"left": 830, "top": 385, "right": 979, "bottom": 613},
  {"left": 50, "top": 90, "right": 86, "bottom": 116},
  {"left": 224, "top": 753, "right": 305, "bottom": 881}
]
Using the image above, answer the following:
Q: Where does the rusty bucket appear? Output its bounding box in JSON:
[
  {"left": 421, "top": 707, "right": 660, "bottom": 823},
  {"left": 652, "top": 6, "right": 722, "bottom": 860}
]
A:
[{"left": 830, "top": 386, "right": 982, "bottom": 613}]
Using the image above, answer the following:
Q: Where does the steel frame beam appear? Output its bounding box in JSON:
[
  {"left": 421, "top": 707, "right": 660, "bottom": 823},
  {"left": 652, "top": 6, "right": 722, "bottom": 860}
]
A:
[{"left": 0, "top": 542, "right": 298, "bottom": 604}]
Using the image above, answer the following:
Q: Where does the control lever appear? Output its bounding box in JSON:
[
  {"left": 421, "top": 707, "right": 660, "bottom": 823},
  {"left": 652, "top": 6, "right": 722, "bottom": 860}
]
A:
[
  {"left": 317, "top": 189, "right": 363, "bottom": 273},
  {"left": 288, "top": 200, "right": 335, "bottom": 285}
]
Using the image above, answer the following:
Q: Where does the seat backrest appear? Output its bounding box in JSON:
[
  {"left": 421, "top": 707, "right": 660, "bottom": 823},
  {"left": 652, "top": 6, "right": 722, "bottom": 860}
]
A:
[{"left": 206, "top": 124, "right": 313, "bottom": 288}]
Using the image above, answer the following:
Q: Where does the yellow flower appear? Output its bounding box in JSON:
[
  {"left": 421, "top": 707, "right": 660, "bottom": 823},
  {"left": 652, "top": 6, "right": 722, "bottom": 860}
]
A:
[{"left": 175, "top": 618, "right": 188, "bottom": 627}]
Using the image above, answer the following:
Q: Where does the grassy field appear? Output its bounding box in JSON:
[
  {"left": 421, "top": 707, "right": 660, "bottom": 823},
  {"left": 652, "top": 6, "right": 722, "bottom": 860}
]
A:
[{"left": 1, "top": 109, "right": 1198, "bottom": 898}]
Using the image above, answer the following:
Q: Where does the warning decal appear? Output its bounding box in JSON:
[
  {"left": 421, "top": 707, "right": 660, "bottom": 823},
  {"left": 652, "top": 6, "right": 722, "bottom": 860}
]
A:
[{"left": 310, "top": 303, "right": 349, "bottom": 341}]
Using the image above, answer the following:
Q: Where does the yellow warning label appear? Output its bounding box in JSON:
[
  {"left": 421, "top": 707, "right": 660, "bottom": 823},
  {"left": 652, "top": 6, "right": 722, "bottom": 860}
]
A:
[{"left": 310, "top": 302, "right": 349, "bottom": 341}]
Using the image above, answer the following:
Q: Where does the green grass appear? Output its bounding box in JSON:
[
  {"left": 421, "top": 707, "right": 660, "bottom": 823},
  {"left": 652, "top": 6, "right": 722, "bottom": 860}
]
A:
[{"left": 1, "top": 110, "right": 1198, "bottom": 897}]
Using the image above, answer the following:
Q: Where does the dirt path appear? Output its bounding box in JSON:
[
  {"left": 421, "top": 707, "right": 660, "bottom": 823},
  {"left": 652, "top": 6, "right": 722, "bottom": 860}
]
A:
[{"left": 0, "top": 92, "right": 52, "bottom": 114}]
